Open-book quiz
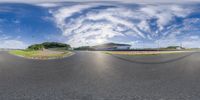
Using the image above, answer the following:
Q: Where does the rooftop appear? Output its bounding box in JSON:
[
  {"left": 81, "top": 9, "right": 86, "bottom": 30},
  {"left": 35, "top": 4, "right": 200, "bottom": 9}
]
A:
[{"left": 93, "top": 43, "right": 131, "bottom": 47}]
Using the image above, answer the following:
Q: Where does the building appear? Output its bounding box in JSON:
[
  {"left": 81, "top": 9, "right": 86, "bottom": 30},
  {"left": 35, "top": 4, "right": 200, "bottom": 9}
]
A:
[
  {"left": 92, "top": 43, "right": 131, "bottom": 51},
  {"left": 166, "top": 46, "right": 184, "bottom": 50}
]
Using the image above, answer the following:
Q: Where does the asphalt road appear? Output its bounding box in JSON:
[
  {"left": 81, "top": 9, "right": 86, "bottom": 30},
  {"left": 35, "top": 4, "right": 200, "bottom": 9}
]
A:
[{"left": 0, "top": 51, "right": 200, "bottom": 100}]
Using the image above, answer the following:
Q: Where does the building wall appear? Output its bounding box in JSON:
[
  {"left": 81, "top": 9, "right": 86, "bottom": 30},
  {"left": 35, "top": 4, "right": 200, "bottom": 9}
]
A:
[
  {"left": 94, "top": 46, "right": 130, "bottom": 50},
  {"left": 116, "top": 46, "right": 130, "bottom": 50}
]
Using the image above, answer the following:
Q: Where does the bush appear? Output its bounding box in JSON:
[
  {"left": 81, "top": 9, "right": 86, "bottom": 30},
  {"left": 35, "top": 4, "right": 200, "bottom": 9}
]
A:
[
  {"left": 42, "top": 42, "right": 71, "bottom": 49},
  {"left": 27, "top": 42, "right": 71, "bottom": 50},
  {"left": 28, "top": 44, "right": 44, "bottom": 50}
]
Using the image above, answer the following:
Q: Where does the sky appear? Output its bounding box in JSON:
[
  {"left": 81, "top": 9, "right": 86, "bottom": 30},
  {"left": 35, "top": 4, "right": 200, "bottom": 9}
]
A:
[{"left": 0, "top": 0, "right": 200, "bottom": 49}]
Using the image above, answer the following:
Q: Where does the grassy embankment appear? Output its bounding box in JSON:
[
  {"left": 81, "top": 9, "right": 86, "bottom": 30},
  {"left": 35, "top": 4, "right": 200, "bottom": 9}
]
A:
[
  {"left": 9, "top": 49, "right": 72, "bottom": 59},
  {"left": 104, "top": 51, "right": 193, "bottom": 56}
]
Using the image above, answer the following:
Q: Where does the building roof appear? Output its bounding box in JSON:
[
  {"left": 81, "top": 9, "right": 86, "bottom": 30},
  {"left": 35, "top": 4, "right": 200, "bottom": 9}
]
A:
[{"left": 93, "top": 43, "right": 131, "bottom": 48}]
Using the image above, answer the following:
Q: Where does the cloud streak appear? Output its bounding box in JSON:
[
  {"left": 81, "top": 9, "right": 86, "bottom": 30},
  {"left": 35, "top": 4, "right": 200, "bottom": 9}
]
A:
[
  {"left": 0, "top": 0, "right": 199, "bottom": 3},
  {"left": 0, "top": 2, "right": 199, "bottom": 48},
  {"left": 51, "top": 3, "right": 198, "bottom": 47}
]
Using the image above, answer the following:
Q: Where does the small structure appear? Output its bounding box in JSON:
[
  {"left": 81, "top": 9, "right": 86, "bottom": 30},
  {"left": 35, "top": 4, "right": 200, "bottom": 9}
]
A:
[
  {"left": 92, "top": 43, "right": 131, "bottom": 51},
  {"left": 166, "top": 46, "right": 184, "bottom": 50}
]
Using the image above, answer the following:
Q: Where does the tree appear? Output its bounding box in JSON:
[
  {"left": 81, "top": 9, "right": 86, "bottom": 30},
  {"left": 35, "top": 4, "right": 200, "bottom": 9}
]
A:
[
  {"left": 28, "top": 44, "right": 44, "bottom": 50},
  {"left": 27, "top": 42, "right": 71, "bottom": 50},
  {"left": 42, "top": 42, "right": 71, "bottom": 49}
]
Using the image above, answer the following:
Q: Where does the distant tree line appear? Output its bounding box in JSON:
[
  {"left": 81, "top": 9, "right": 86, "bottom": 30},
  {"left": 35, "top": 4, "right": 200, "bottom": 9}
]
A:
[
  {"left": 28, "top": 42, "right": 71, "bottom": 50},
  {"left": 73, "top": 45, "right": 186, "bottom": 51},
  {"left": 28, "top": 44, "right": 44, "bottom": 50},
  {"left": 166, "top": 46, "right": 183, "bottom": 49}
]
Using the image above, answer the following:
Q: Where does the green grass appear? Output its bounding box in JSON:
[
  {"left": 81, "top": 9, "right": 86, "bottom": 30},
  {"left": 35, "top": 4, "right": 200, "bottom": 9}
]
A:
[
  {"left": 9, "top": 50, "right": 72, "bottom": 59},
  {"left": 9, "top": 50, "right": 39, "bottom": 57}
]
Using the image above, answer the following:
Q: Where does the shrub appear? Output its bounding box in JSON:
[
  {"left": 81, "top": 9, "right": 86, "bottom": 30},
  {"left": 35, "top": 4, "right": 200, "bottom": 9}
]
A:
[
  {"left": 28, "top": 44, "right": 44, "bottom": 50},
  {"left": 42, "top": 42, "right": 71, "bottom": 49},
  {"left": 27, "top": 42, "right": 71, "bottom": 50}
]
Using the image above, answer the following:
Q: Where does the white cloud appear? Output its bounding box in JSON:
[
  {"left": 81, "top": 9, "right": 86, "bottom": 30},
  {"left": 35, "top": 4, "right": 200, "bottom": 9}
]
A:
[
  {"left": 52, "top": 5, "right": 148, "bottom": 47},
  {"left": 140, "top": 5, "right": 191, "bottom": 30},
  {"left": 0, "top": 35, "right": 27, "bottom": 49},
  {"left": 0, "top": 2, "right": 198, "bottom": 48},
  {"left": 51, "top": 3, "right": 195, "bottom": 47},
  {"left": 0, "top": 0, "right": 199, "bottom": 4},
  {"left": 37, "top": 3, "right": 61, "bottom": 7},
  {"left": 189, "top": 36, "right": 199, "bottom": 40},
  {"left": 53, "top": 4, "right": 97, "bottom": 30},
  {"left": 0, "top": 34, "right": 11, "bottom": 40},
  {"left": 138, "top": 20, "right": 150, "bottom": 32},
  {"left": 182, "top": 35, "right": 200, "bottom": 48},
  {"left": 0, "top": 40, "right": 27, "bottom": 49},
  {"left": 38, "top": 1, "right": 199, "bottom": 49},
  {"left": 182, "top": 40, "right": 200, "bottom": 48}
]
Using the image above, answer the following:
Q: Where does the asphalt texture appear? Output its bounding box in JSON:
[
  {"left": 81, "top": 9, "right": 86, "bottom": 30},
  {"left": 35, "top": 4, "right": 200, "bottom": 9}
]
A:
[{"left": 0, "top": 51, "right": 200, "bottom": 100}]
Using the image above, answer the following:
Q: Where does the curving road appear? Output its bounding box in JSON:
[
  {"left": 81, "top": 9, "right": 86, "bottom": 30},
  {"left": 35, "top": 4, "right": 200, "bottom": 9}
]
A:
[{"left": 0, "top": 51, "right": 200, "bottom": 100}]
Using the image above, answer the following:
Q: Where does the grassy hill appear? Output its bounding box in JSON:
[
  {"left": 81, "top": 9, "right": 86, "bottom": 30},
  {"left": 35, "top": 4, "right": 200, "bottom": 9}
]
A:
[
  {"left": 28, "top": 42, "right": 71, "bottom": 50},
  {"left": 9, "top": 42, "right": 73, "bottom": 60}
]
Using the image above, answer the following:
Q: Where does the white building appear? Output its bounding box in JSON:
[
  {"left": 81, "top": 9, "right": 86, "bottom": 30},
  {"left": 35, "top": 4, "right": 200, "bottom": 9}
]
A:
[{"left": 92, "top": 43, "right": 131, "bottom": 51}]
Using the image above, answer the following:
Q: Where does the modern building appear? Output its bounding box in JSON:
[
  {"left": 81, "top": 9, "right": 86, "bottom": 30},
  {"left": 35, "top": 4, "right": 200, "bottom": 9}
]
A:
[
  {"left": 166, "top": 46, "right": 184, "bottom": 50},
  {"left": 92, "top": 43, "right": 131, "bottom": 51}
]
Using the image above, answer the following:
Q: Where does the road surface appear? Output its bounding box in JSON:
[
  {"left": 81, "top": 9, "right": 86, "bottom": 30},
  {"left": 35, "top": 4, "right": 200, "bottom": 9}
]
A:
[{"left": 0, "top": 51, "right": 200, "bottom": 100}]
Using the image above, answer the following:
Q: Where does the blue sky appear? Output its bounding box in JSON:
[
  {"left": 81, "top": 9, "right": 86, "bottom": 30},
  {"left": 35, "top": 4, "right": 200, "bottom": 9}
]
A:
[{"left": 0, "top": 1, "right": 200, "bottom": 49}]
